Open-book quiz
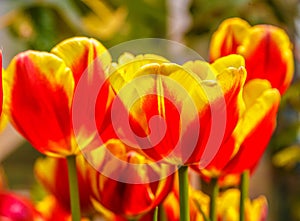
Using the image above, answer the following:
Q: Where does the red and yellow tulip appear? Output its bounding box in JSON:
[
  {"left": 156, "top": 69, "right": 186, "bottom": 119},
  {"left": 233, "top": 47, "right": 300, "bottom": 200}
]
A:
[
  {"left": 87, "top": 139, "right": 174, "bottom": 219},
  {"left": 35, "top": 195, "right": 90, "bottom": 221},
  {"left": 34, "top": 155, "right": 94, "bottom": 214},
  {"left": 109, "top": 53, "right": 246, "bottom": 166},
  {"left": 209, "top": 18, "right": 251, "bottom": 59},
  {"left": 194, "top": 79, "right": 280, "bottom": 179},
  {"left": 222, "top": 79, "right": 280, "bottom": 175},
  {"left": 210, "top": 17, "right": 294, "bottom": 94},
  {"left": 4, "top": 37, "right": 114, "bottom": 157}
]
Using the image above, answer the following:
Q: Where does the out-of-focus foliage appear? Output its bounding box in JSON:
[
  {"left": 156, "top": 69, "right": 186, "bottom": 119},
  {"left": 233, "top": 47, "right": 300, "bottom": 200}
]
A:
[
  {"left": 0, "top": 0, "right": 167, "bottom": 51},
  {"left": 273, "top": 145, "right": 300, "bottom": 169}
]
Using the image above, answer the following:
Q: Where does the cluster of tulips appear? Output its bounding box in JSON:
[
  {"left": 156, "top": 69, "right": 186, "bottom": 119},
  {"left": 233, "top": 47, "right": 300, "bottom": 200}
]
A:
[{"left": 0, "top": 17, "right": 294, "bottom": 221}]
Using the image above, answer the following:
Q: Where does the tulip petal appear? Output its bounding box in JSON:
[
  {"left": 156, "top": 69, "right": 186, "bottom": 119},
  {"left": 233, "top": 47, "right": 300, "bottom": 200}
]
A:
[
  {"left": 211, "top": 54, "right": 245, "bottom": 75},
  {"left": 51, "top": 37, "right": 111, "bottom": 85},
  {"left": 199, "top": 56, "right": 246, "bottom": 169},
  {"left": 242, "top": 79, "right": 272, "bottom": 108},
  {"left": 209, "top": 17, "right": 251, "bottom": 62},
  {"left": 211, "top": 55, "right": 246, "bottom": 136},
  {"left": 88, "top": 140, "right": 173, "bottom": 217},
  {"left": 109, "top": 63, "right": 182, "bottom": 163},
  {"left": 109, "top": 53, "right": 168, "bottom": 94},
  {"left": 238, "top": 25, "right": 294, "bottom": 94},
  {"left": 223, "top": 80, "right": 280, "bottom": 174},
  {"left": 112, "top": 57, "right": 246, "bottom": 166},
  {"left": 4, "top": 51, "right": 75, "bottom": 156},
  {"left": 53, "top": 37, "right": 117, "bottom": 153}
]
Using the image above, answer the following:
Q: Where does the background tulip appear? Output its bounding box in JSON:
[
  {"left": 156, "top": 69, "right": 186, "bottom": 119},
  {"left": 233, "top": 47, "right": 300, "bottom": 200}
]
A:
[
  {"left": 35, "top": 195, "right": 90, "bottom": 221},
  {"left": 0, "top": 192, "right": 43, "bottom": 221},
  {"left": 216, "top": 189, "right": 268, "bottom": 221},
  {"left": 34, "top": 155, "right": 94, "bottom": 215},
  {"left": 209, "top": 17, "right": 294, "bottom": 95},
  {"left": 209, "top": 18, "right": 251, "bottom": 60},
  {"left": 87, "top": 139, "right": 174, "bottom": 219},
  {"left": 238, "top": 25, "right": 294, "bottom": 95}
]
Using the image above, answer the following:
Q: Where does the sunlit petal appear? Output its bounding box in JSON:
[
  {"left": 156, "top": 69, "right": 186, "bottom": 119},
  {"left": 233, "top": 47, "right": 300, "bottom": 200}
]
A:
[
  {"left": 223, "top": 79, "right": 280, "bottom": 174},
  {"left": 4, "top": 51, "right": 75, "bottom": 157},
  {"left": 51, "top": 37, "right": 111, "bottom": 86},
  {"left": 238, "top": 25, "right": 294, "bottom": 94},
  {"left": 209, "top": 17, "right": 251, "bottom": 62}
]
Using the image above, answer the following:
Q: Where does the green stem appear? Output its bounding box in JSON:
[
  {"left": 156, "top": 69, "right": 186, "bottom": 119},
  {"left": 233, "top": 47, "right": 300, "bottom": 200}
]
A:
[
  {"left": 159, "top": 204, "right": 167, "bottom": 221},
  {"left": 209, "top": 178, "right": 219, "bottom": 221},
  {"left": 178, "top": 165, "right": 190, "bottom": 221},
  {"left": 153, "top": 206, "right": 158, "bottom": 221},
  {"left": 67, "top": 155, "right": 81, "bottom": 221},
  {"left": 239, "top": 170, "right": 249, "bottom": 221}
]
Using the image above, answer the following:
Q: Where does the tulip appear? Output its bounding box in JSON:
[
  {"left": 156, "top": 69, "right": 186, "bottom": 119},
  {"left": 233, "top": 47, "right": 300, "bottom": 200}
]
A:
[
  {"left": 34, "top": 155, "right": 94, "bottom": 215},
  {"left": 208, "top": 18, "right": 290, "bottom": 221},
  {"left": 177, "top": 187, "right": 268, "bottom": 221},
  {"left": 35, "top": 195, "right": 71, "bottom": 221},
  {"left": 222, "top": 79, "right": 280, "bottom": 175},
  {"left": 159, "top": 187, "right": 268, "bottom": 221},
  {"left": 4, "top": 37, "right": 113, "bottom": 157},
  {"left": 108, "top": 53, "right": 245, "bottom": 221},
  {"left": 0, "top": 191, "right": 43, "bottom": 221},
  {"left": 4, "top": 37, "right": 116, "bottom": 219},
  {"left": 209, "top": 18, "right": 250, "bottom": 60},
  {"left": 217, "top": 189, "right": 268, "bottom": 221},
  {"left": 209, "top": 17, "right": 294, "bottom": 94},
  {"left": 109, "top": 54, "right": 246, "bottom": 166},
  {"left": 193, "top": 79, "right": 280, "bottom": 177},
  {"left": 87, "top": 139, "right": 174, "bottom": 219},
  {"left": 218, "top": 80, "right": 280, "bottom": 221},
  {"left": 35, "top": 195, "right": 90, "bottom": 221},
  {"left": 189, "top": 79, "right": 279, "bottom": 221}
]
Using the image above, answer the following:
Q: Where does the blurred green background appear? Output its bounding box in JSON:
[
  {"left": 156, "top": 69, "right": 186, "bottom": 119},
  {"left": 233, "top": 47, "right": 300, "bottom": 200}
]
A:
[{"left": 0, "top": 0, "right": 300, "bottom": 220}]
